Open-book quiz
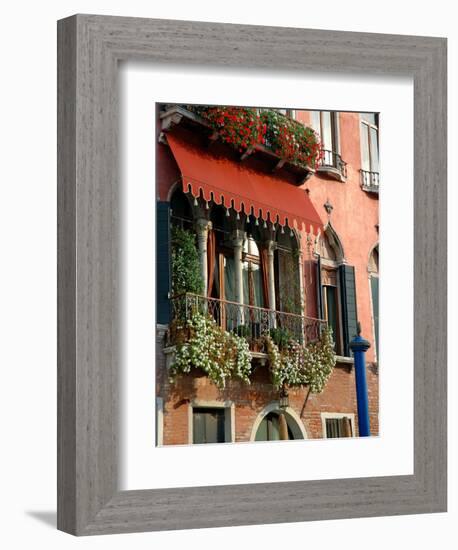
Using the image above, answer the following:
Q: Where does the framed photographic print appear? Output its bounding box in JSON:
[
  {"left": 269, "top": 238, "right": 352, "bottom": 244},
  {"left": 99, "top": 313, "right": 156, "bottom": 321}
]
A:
[{"left": 57, "top": 14, "right": 447, "bottom": 535}]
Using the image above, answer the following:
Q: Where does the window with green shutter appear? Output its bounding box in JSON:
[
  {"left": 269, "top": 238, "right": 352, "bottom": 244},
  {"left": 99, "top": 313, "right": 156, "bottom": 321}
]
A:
[
  {"left": 369, "top": 245, "right": 379, "bottom": 360},
  {"left": 192, "top": 408, "right": 226, "bottom": 444},
  {"left": 156, "top": 201, "right": 171, "bottom": 325},
  {"left": 371, "top": 276, "right": 379, "bottom": 359},
  {"left": 339, "top": 264, "right": 358, "bottom": 357}
]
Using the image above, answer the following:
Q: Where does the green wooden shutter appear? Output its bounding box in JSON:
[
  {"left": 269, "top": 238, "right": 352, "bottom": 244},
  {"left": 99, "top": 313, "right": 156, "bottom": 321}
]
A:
[
  {"left": 339, "top": 265, "right": 358, "bottom": 357},
  {"left": 371, "top": 276, "right": 379, "bottom": 358},
  {"left": 316, "top": 256, "right": 324, "bottom": 319},
  {"left": 157, "top": 201, "right": 171, "bottom": 325}
]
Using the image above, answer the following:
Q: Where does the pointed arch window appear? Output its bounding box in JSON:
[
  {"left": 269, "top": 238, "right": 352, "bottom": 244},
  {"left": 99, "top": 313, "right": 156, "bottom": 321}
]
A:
[
  {"left": 368, "top": 245, "right": 379, "bottom": 359},
  {"left": 317, "top": 226, "right": 358, "bottom": 357},
  {"left": 318, "top": 231, "right": 343, "bottom": 354}
]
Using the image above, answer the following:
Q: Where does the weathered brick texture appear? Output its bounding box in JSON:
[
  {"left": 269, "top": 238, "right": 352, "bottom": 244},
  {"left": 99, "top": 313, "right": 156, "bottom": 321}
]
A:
[{"left": 157, "top": 335, "right": 379, "bottom": 444}]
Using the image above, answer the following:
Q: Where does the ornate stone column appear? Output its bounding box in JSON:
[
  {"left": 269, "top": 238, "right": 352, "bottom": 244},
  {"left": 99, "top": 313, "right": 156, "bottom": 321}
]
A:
[
  {"left": 297, "top": 250, "right": 305, "bottom": 311},
  {"left": 265, "top": 240, "right": 276, "bottom": 311},
  {"left": 231, "top": 229, "right": 245, "bottom": 305},
  {"left": 195, "top": 218, "right": 211, "bottom": 296}
]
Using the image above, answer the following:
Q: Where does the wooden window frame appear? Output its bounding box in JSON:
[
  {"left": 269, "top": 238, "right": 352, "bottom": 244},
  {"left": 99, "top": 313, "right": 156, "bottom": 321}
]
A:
[
  {"left": 188, "top": 401, "right": 235, "bottom": 445},
  {"left": 360, "top": 113, "right": 379, "bottom": 173},
  {"left": 321, "top": 412, "right": 355, "bottom": 438},
  {"left": 321, "top": 267, "right": 344, "bottom": 356}
]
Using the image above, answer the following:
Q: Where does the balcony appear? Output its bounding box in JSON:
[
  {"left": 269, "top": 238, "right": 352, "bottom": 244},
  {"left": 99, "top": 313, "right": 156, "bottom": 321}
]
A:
[
  {"left": 317, "top": 149, "right": 347, "bottom": 181},
  {"left": 159, "top": 104, "right": 318, "bottom": 185},
  {"left": 168, "top": 293, "right": 326, "bottom": 354},
  {"left": 360, "top": 169, "right": 380, "bottom": 193}
]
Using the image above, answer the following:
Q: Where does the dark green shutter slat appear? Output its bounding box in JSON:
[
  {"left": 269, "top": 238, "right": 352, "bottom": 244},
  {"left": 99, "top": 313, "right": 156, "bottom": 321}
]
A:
[
  {"left": 193, "top": 411, "right": 205, "bottom": 444},
  {"left": 339, "top": 265, "right": 358, "bottom": 357},
  {"left": 371, "top": 276, "right": 379, "bottom": 358},
  {"left": 316, "top": 257, "right": 324, "bottom": 319},
  {"left": 157, "top": 201, "right": 171, "bottom": 324},
  {"left": 325, "top": 286, "right": 338, "bottom": 349},
  {"left": 193, "top": 408, "right": 226, "bottom": 444}
]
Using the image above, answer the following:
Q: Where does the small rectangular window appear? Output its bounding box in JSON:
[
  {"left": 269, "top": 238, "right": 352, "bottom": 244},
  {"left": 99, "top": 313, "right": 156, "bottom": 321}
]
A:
[
  {"left": 325, "top": 416, "right": 353, "bottom": 438},
  {"left": 192, "top": 408, "right": 226, "bottom": 444}
]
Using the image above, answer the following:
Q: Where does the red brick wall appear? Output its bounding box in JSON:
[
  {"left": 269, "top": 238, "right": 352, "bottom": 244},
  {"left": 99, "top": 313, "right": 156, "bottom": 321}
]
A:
[{"left": 157, "top": 338, "right": 379, "bottom": 445}]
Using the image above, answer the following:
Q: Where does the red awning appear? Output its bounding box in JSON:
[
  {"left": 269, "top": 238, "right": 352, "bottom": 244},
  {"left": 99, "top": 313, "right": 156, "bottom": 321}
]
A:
[{"left": 167, "top": 133, "right": 323, "bottom": 235}]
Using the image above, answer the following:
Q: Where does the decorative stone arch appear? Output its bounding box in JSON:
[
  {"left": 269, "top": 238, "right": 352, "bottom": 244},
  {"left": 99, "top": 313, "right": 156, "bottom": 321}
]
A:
[
  {"left": 367, "top": 241, "right": 379, "bottom": 275},
  {"left": 274, "top": 225, "right": 301, "bottom": 250},
  {"left": 167, "top": 179, "right": 184, "bottom": 202},
  {"left": 249, "top": 401, "right": 308, "bottom": 441},
  {"left": 316, "top": 222, "right": 345, "bottom": 266},
  {"left": 169, "top": 183, "right": 195, "bottom": 219}
]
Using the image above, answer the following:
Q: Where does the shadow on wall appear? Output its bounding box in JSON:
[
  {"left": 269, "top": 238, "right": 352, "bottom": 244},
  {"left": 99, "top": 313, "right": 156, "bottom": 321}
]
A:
[{"left": 25, "top": 510, "right": 56, "bottom": 529}]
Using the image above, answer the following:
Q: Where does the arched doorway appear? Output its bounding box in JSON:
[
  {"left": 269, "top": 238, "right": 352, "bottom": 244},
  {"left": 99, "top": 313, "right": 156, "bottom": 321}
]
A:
[{"left": 250, "top": 403, "right": 307, "bottom": 441}]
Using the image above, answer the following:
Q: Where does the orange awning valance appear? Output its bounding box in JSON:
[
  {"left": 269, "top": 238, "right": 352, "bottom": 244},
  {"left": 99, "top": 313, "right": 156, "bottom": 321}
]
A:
[{"left": 167, "top": 133, "right": 323, "bottom": 235}]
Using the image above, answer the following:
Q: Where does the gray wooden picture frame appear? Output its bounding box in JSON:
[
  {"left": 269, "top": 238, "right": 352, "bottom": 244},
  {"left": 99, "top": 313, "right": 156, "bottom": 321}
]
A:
[{"left": 57, "top": 14, "right": 447, "bottom": 536}]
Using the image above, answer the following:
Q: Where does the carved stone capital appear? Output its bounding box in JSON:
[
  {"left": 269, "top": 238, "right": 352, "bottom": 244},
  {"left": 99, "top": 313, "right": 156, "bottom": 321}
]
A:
[
  {"left": 195, "top": 218, "right": 212, "bottom": 245},
  {"left": 231, "top": 229, "right": 245, "bottom": 248},
  {"left": 264, "top": 239, "right": 277, "bottom": 256}
]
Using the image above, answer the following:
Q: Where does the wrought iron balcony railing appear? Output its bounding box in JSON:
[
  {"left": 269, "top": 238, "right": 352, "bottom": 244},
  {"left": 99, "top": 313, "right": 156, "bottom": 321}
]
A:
[
  {"left": 318, "top": 149, "right": 347, "bottom": 180},
  {"left": 168, "top": 293, "right": 326, "bottom": 351},
  {"left": 360, "top": 169, "right": 380, "bottom": 193}
]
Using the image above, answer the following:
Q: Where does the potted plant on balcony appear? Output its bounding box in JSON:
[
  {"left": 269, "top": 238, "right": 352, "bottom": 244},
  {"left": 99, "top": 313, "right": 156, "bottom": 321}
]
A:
[
  {"left": 169, "top": 312, "right": 252, "bottom": 389},
  {"left": 266, "top": 325, "right": 336, "bottom": 395},
  {"left": 260, "top": 110, "right": 324, "bottom": 170},
  {"left": 194, "top": 105, "right": 323, "bottom": 170}
]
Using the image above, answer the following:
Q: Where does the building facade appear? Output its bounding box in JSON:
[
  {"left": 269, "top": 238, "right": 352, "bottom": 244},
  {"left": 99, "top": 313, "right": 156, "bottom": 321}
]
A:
[{"left": 156, "top": 104, "right": 379, "bottom": 445}]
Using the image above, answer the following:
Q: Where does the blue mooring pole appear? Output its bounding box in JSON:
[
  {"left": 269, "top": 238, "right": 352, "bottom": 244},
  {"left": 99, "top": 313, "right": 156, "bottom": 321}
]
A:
[{"left": 349, "top": 322, "right": 371, "bottom": 437}]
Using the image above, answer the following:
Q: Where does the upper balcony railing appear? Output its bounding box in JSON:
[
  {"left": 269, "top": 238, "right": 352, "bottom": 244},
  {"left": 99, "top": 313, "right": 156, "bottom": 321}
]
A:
[
  {"left": 319, "top": 149, "right": 347, "bottom": 181},
  {"left": 168, "top": 293, "right": 326, "bottom": 352},
  {"left": 360, "top": 169, "right": 380, "bottom": 193}
]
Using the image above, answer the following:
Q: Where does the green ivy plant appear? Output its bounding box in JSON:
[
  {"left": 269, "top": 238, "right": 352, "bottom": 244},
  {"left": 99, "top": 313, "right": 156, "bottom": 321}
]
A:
[
  {"left": 169, "top": 312, "right": 252, "bottom": 389},
  {"left": 171, "top": 225, "right": 203, "bottom": 295},
  {"left": 269, "top": 326, "right": 293, "bottom": 349},
  {"left": 278, "top": 250, "right": 302, "bottom": 315}
]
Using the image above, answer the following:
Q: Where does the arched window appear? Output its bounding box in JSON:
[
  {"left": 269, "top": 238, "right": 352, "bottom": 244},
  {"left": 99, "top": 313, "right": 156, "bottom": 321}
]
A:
[
  {"left": 317, "top": 228, "right": 345, "bottom": 355},
  {"left": 242, "top": 235, "right": 264, "bottom": 308},
  {"left": 251, "top": 403, "right": 307, "bottom": 441},
  {"left": 368, "top": 245, "right": 379, "bottom": 359},
  {"left": 274, "top": 229, "right": 301, "bottom": 314},
  {"left": 170, "top": 188, "right": 193, "bottom": 230},
  {"left": 255, "top": 412, "right": 295, "bottom": 441},
  {"left": 208, "top": 204, "right": 236, "bottom": 304}
]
